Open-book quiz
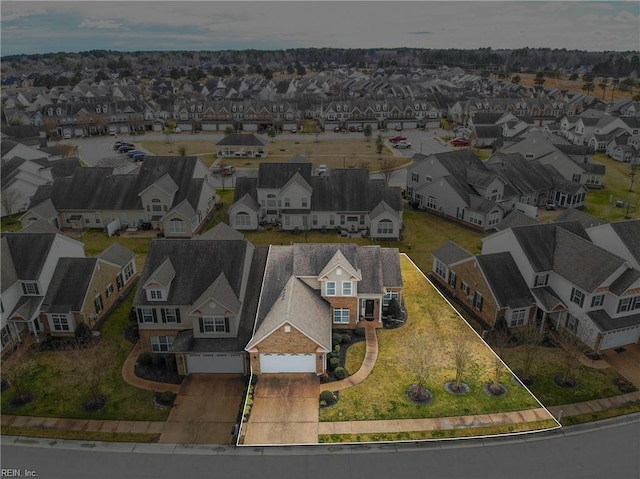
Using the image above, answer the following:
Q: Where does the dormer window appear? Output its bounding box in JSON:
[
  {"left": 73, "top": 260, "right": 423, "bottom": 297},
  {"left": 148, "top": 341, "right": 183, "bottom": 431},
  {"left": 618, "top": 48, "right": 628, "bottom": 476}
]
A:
[
  {"left": 326, "top": 281, "right": 336, "bottom": 296},
  {"left": 103, "top": 105, "right": 108, "bottom": 112},
  {"left": 96, "top": 106, "right": 101, "bottom": 113},
  {"left": 47, "top": 108, "right": 53, "bottom": 116},
  {"left": 149, "top": 289, "right": 163, "bottom": 300},
  {"left": 272, "top": 105, "right": 277, "bottom": 112},
  {"left": 56, "top": 107, "right": 62, "bottom": 116},
  {"left": 279, "top": 105, "right": 283, "bottom": 112},
  {"left": 336, "top": 105, "right": 341, "bottom": 112},
  {"left": 22, "top": 282, "right": 39, "bottom": 295}
]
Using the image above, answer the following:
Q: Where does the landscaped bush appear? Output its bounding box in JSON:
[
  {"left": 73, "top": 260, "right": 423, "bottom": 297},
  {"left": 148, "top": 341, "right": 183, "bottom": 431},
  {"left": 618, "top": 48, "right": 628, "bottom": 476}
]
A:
[
  {"left": 329, "top": 357, "right": 340, "bottom": 369},
  {"left": 151, "top": 355, "right": 165, "bottom": 368},
  {"left": 332, "top": 334, "right": 343, "bottom": 346},
  {"left": 138, "top": 352, "right": 152, "bottom": 366},
  {"left": 319, "top": 390, "right": 338, "bottom": 407},
  {"left": 155, "top": 390, "right": 176, "bottom": 407},
  {"left": 74, "top": 322, "right": 93, "bottom": 345},
  {"left": 334, "top": 367, "right": 348, "bottom": 380},
  {"left": 341, "top": 333, "right": 352, "bottom": 344},
  {"left": 353, "top": 327, "right": 366, "bottom": 337},
  {"left": 165, "top": 355, "right": 177, "bottom": 373}
]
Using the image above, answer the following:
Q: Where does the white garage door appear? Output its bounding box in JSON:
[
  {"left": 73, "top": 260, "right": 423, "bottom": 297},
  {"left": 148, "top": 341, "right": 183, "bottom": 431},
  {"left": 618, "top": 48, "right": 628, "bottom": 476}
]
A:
[
  {"left": 260, "top": 353, "right": 316, "bottom": 373},
  {"left": 186, "top": 352, "right": 245, "bottom": 374},
  {"left": 600, "top": 326, "right": 640, "bottom": 351}
]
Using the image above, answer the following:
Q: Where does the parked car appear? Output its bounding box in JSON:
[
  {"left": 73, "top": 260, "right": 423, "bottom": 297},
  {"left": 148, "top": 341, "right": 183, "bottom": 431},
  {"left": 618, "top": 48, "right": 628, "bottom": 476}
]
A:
[
  {"left": 317, "top": 164, "right": 328, "bottom": 175},
  {"left": 348, "top": 125, "right": 356, "bottom": 132},
  {"left": 356, "top": 125, "right": 363, "bottom": 132},
  {"left": 174, "top": 127, "right": 182, "bottom": 133},
  {"left": 131, "top": 153, "right": 145, "bottom": 162},
  {"left": 394, "top": 140, "right": 412, "bottom": 149},
  {"left": 119, "top": 145, "right": 136, "bottom": 153},
  {"left": 212, "top": 165, "right": 235, "bottom": 175},
  {"left": 454, "top": 126, "right": 471, "bottom": 135},
  {"left": 291, "top": 127, "right": 297, "bottom": 133},
  {"left": 333, "top": 127, "right": 341, "bottom": 133},
  {"left": 127, "top": 150, "right": 145, "bottom": 158},
  {"left": 109, "top": 127, "right": 117, "bottom": 135},
  {"left": 63, "top": 129, "right": 72, "bottom": 139},
  {"left": 389, "top": 135, "right": 407, "bottom": 144},
  {"left": 450, "top": 138, "right": 470, "bottom": 147},
  {"left": 114, "top": 141, "right": 133, "bottom": 150},
  {"left": 545, "top": 201, "right": 557, "bottom": 211},
  {"left": 395, "top": 125, "right": 403, "bottom": 131}
]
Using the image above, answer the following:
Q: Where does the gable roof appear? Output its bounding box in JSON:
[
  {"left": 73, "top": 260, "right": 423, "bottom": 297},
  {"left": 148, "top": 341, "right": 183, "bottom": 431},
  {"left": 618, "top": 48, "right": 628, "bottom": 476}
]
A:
[
  {"left": 41, "top": 258, "right": 98, "bottom": 313},
  {"left": 495, "top": 210, "right": 540, "bottom": 231},
  {"left": 553, "top": 209, "right": 604, "bottom": 229},
  {"left": 97, "top": 243, "right": 135, "bottom": 267},
  {"left": 610, "top": 220, "right": 640, "bottom": 266},
  {"left": 197, "top": 222, "right": 244, "bottom": 241},
  {"left": 190, "top": 272, "right": 241, "bottom": 314},
  {"left": 476, "top": 252, "right": 534, "bottom": 309},
  {"left": 1, "top": 232, "right": 57, "bottom": 283},
  {"left": 433, "top": 240, "right": 473, "bottom": 265},
  {"left": 257, "top": 162, "right": 312, "bottom": 189},
  {"left": 216, "top": 133, "right": 267, "bottom": 147}
]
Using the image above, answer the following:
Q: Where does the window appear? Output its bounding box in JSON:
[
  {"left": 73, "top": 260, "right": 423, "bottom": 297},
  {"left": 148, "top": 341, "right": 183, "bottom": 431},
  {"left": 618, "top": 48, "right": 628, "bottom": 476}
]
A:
[
  {"left": 377, "top": 219, "right": 393, "bottom": 235},
  {"left": 140, "top": 308, "right": 155, "bottom": 323},
  {"left": 617, "top": 296, "right": 640, "bottom": 313},
  {"left": 347, "top": 216, "right": 358, "bottom": 223},
  {"left": 509, "top": 309, "right": 527, "bottom": 327},
  {"left": 461, "top": 282, "right": 470, "bottom": 295},
  {"left": 383, "top": 291, "right": 399, "bottom": 307},
  {"left": 106, "top": 284, "right": 114, "bottom": 297},
  {"left": 434, "top": 259, "right": 448, "bottom": 280},
  {"left": 329, "top": 215, "right": 335, "bottom": 226},
  {"left": 1, "top": 326, "right": 12, "bottom": 349},
  {"left": 449, "top": 271, "right": 457, "bottom": 289},
  {"left": 200, "top": 316, "right": 229, "bottom": 333},
  {"left": 425, "top": 196, "right": 437, "bottom": 209},
  {"left": 235, "top": 212, "right": 251, "bottom": 226},
  {"left": 570, "top": 287, "right": 585, "bottom": 307},
  {"left": 474, "top": 292, "right": 483, "bottom": 311},
  {"left": 534, "top": 274, "right": 549, "bottom": 287},
  {"left": 488, "top": 211, "right": 501, "bottom": 226},
  {"left": 169, "top": 218, "right": 186, "bottom": 234},
  {"left": 591, "top": 294, "right": 605, "bottom": 308},
  {"left": 161, "top": 308, "right": 180, "bottom": 323},
  {"left": 149, "top": 289, "right": 163, "bottom": 300},
  {"left": 284, "top": 197, "right": 290, "bottom": 207},
  {"left": 266, "top": 194, "right": 276, "bottom": 207},
  {"left": 411, "top": 173, "right": 419, "bottom": 182},
  {"left": 326, "top": 281, "right": 336, "bottom": 296},
  {"left": 333, "top": 308, "right": 350, "bottom": 324},
  {"left": 151, "top": 335, "right": 174, "bottom": 353},
  {"left": 342, "top": 281, "right": 352, "bottom": 296},
  {"left": 22, "top": 282, "right": 39, "bottom": 295},
  {"left": 94, "top": 295, "right": 104, "bottom": 314},
  {"left": 340, "top": 215, "right": 345, "bottom": 225},
  {"left": 123, "top": 262, "right": 135, "bottom": 282},
  {"left": 312, "top": 215, "right": 318, "bottom": 226},
  {"left": 151, "top": 199, "right": 162, "bottom": 212},
  {"left": 50, "top": 314, "right": 71, "bottom": 332},
  {"left": 359, "top": 215, "right": 365, "bottom": 225}
]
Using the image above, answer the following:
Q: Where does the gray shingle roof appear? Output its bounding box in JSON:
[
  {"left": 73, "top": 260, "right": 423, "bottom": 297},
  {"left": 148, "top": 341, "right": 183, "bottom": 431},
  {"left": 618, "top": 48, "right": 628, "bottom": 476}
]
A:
[
  {"left": 486, "top": 153, "right": 555, "bottom": 195},
  {"left": 216, "top": 133, "right": 267, "bottom": 147},
  {"left": 197, "top": 222, "right": 244, "bottom": 241},
  {"left": 134, "top": 239, "right": 249, "bottom": 306},
  {"left": 610, "top": 220, "right": 640, "bottom": 266},
  {"left": 554, "top": 209, "right": 604, "bottom": 229},
  {"left": 41, "top": 258, "right": 97, "bottom": 313},
  {"left": 609, "top": 268, "right": 640, "bottom": 296},
  {"left": 232, "top": 177, "right": 258, "bottom": 204},
  {"left": 495, "top": 210, "right": 540, "bottom": 231},
  {"left": 476, "top": 253, "right": 534, "bottom": 309},
  {"left": 257, "top": 163, "right": 312, "bottom": 189},
  {"left": 531, "top": 286, "right": 566, "bottom": 312},
  {"left": 432, "top": 240, "right": 473, "bottom": 265},
  {"left": 588, "top": 309, "right": 640, "bottom": 333},
  {"left": 1, "top": 232, "right": 57, "bottom": 282},
  {"left": 97, "top": 243, "right": 135, "bottom": 267}
]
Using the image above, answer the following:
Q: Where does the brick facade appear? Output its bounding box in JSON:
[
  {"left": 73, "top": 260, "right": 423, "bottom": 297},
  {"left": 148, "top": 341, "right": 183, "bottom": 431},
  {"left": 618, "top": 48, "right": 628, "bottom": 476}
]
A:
[
  {"left": 249, "top": 324, "right": 324, "bottom": 374},
  {"left": 139, "top": 328, "right": 182, "bottom": 354},
  {"left": 326, "top": 296, "right": 359, "bottom": 328}
]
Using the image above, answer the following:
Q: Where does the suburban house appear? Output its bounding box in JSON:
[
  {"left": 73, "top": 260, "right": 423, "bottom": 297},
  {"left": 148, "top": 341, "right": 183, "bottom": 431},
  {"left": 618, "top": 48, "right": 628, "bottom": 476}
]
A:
[
  {"left": 431, "top": 241, "right": 536, "bottom": 329},
  {"left": 216, "top": 133, "right": 268, "bottom": 158},
  {"left": 133, "top": 228, "right": 402, "bottom": 376},
  {"left": 478, "top": 221, "right": 640, "bottom": 352},
  {"left": 229, "top": 163, "right": 404, "bottom": 240},
  {"left": 406, "top": 150, "right": 507, "bottom": 231},
  {"left": 133, "top": 227, "right": 267, "bottom": 375},
  {"left": 39, "top": 244, "right": 137, "bottom": 337},
  {"left": 24, "top": 156, "right": 216, "bottom": 238},
  {"left": 245, "top": 243, "right": 402, "bottom": 374},
  {"left": 0, "top": 231, "right": 85, "bottom": 356}
]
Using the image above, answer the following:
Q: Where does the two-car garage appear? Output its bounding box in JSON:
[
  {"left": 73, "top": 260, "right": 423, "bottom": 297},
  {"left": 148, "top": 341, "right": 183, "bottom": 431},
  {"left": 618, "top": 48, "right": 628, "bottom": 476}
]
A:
[
  {"left": 186, "top": 352, "right": 246, "bottom": 374},
  {"left": 259, "top": 353, "right": 317, "bottom": 373}
]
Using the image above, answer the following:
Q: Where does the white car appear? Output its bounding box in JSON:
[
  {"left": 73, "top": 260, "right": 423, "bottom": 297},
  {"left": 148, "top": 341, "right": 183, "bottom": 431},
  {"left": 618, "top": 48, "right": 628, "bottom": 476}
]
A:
[
  {"left": 174, "top": 127, "right": 182, "bottom": 133},
  {"left": 109, "top": 127, "right": 117, "bottom": 135},
  {"left": 317, "top": 164, "right": 328, "bottom": 175},
  {"left": 394, "top": 140, "right": 412, "bottom": 149}
]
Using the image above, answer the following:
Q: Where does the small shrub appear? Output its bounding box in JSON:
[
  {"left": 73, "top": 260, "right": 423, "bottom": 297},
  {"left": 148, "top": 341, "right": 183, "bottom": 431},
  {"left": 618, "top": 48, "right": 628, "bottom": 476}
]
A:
[
  {"left": 138, "top": 353, "right": 152, "bottom": 366},
  {"left": 158, "top": 391, "right": 176, "bottom": 405},
  {"left": 329, "top": 357, "right": 340, "bottom": 369},
  {"left": 329, "top": 350, "right": 340, "bottom": 359},
  {"left": 332, "top": 334, "right": 343, "bottom": 346},
  {"left": 354, "top": 327, "right": 366, "bottom": 337},
  {"left": 320, "top": 400, "right": 327, "bottom": 407},
  {"left": 341, "top": 333, "right": 352, "bottom": 344},
  {"left": 334, "top": 367, "right": 348, "bottom": 380},
  {"left": 334, "top": 344, "right": 341, "bottom": 353},
  {"left": 151, "top": 355, "right": 165, "bottom": 369},
  {"left": 320, "top": 390, "right": 336, "bottom": 402},
  {"left": 165, "top": 355, "right": 177, "bottom": 373},
  {"left": 74, "top": 322, "right": 93, "bottom": 345}
]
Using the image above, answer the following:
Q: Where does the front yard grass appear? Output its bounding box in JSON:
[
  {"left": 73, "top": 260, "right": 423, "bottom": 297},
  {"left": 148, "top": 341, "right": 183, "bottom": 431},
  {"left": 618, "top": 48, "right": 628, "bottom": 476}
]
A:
[
  {"left": 320, "top": 256, "right": 542, "bottom": 422},
  {"left": 1, "top": 289, "right": 169, "bottom": 422}
]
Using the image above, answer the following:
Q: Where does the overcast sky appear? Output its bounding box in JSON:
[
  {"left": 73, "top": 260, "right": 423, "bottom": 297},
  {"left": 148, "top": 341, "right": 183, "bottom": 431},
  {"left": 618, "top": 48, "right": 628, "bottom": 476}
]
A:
[{"left": 1, "top": 1, "right": 639, "bottom": 57}]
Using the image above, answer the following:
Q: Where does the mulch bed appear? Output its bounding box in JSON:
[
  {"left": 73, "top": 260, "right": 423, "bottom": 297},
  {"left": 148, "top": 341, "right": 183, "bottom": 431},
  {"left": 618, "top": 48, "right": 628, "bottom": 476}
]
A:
[
  {"left": 406, "top": 384, "right": 433, "bottom": 404},
  {"left": 553, "top": 374, "right": 578, "bottom": 389},
  {"left": 483, "top": 383, "right": 507, "bottom": 397},
  {"left": 9, "top": 393, "right": 34, "bottom": 408},
  {"left": 614, "top": 377, "right": 637, "bottom": 394},
  {"left": 444, "top": 381, "right": 470, "bottom": 395},
  {"left": 83, "top": 396, "right": 107, "bottom": 413},
  {"left": 124, "top": 322, "right": 140, "bottom": 344},
  {"left": 321, "top": 329, "right": 367, "bottom": 384},
  {"left": 135, "top": 363, "right": 184, "bottom": 385},
  {"left": 34, "top": 336, "right": 98, "bottom": 352}
]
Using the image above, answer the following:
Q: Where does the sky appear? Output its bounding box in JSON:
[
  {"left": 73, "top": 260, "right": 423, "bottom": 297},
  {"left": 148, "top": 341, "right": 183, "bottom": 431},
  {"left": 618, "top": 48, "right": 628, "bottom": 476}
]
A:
[{"left": 1, "top": 1, "right": 639, "bottom": 57}]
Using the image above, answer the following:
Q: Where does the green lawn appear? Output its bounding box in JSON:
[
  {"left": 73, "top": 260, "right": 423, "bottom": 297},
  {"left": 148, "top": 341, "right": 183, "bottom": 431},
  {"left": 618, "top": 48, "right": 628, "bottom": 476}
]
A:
[
  {"left": 1, "top": 289, "right": 169, "bottom": 421},
  {"left": 1, "top": 214, "right": 22, "bottom": 232},
  {"left": 583, "top": 153, "right": 639, "bottom": 221},
  {"left": 320, "top": 256, "right": 542, "bottom": 422}
]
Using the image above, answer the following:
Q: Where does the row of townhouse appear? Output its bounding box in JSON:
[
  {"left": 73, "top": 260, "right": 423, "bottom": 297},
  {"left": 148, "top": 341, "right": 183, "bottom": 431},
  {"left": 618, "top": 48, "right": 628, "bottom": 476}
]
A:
[
  {"left": 431, "top": 219, "right": 640, "bottom": 352},
  {"left": 448, "top": 98, "right": 571, "bottom": 125},
  {"left": 228, "top": 163, "right": 404, "bottom": 240},
  {"left": 405, "top": 148, "right": 589, "bottom": 232},
  {"left": 133, "top": 223, "right": 402, "bottom": 375},
  {"left": 21, "top": 156, "right": 217, "bottom": 238},
  {"left": 0, "top": 224, "right": 137, "bottom": 357}
]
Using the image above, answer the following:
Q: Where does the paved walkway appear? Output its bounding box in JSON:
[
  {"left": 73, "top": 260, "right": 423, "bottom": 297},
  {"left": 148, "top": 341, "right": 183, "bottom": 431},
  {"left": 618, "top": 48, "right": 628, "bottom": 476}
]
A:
[
  {"left": 324, "top": 321, "right": 378, "bottom": 392},
  {"left": 1, "top": 414, "right": 165, "bottom": 436}
]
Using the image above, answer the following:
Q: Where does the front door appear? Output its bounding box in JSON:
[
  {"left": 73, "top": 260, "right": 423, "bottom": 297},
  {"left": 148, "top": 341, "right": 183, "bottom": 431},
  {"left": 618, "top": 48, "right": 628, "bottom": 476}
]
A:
[{"left": 364, "top": 299, "right": 374, "bottom": 318}]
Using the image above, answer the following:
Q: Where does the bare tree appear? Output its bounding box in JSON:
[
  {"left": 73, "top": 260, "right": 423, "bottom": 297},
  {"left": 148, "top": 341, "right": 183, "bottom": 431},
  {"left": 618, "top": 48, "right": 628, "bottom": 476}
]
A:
[
  {"left": 452, "top": 336, "right": 471, "bottom": 391},
  {"left": 1, "top": 189, "right": 22, "bottom": 216},
  {"left": 364, "top": 124, "right": 372, "bottom": 142},
  {"left": 488, "top": 330, "right": 510, "bottom": 394},
  {"left": 555, "top": 321, "right": 587, "bottom": 387},
  {"left": 63, "top": 342, "right": 113, "bottom": 409},
  {"left": 378, "top": 157, "right": 400, "bottom": 185},
  {"left": 212, "top": 162, "right": 233, "bottom": 191},
  {"left": 516, "top": 320, "right": 543, "bottom": 384},
  {"left": 406, "top": 329, "right": 432, "bottom": 402},
  {"left": 58, "top": 143, "right": 78, "bottom": 159},
  {"left": 2, "top": 357, "right": 37, "bottom": 404},
  {"left": 629, "top": 159, "right": 639, "bottom": 192},
  {"left": 375, "top": 134, "right": 385, "bottom": 158},
  {"left": 178, "top": 144, "right": 187, "bottom": 156}
]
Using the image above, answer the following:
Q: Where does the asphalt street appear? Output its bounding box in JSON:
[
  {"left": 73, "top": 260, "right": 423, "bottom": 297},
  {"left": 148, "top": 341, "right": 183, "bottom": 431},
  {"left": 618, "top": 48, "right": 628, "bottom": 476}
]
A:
[{"left": 2, "top": 414, "right": 638, "bottom": 479}]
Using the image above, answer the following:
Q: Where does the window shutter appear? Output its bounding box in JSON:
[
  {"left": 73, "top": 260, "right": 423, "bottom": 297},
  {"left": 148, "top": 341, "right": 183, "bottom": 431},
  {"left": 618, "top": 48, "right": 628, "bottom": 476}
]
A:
[
  {"left": 152, "top": 309, "right": 158, "bottom": 323},
  {"left": 176, "top": 309, "right": 181, "bottom": 323},
  {"left": 116, "top": 274, "right": 123, "bottom": 290},
  {"left": 199, "top": 317, "right": 204, "bottom": 333},
  {"left": 22, "top": 283, "right": 28, "bottom": 294},
  {"left": 161, "top": 309, "right": 166, "bottom": 323},
  {"left": 137, "top": 308, "right": 143, "bottom": 323},
  {"left": 224, "top": 317, "right": 230, "bottom": 333}
]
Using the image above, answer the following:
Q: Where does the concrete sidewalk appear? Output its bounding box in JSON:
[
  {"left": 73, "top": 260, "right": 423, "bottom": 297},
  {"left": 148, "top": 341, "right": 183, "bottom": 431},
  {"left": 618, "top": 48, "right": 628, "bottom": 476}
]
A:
[{"left": 1, "top": 414, "right": 165, "bottom": 436}]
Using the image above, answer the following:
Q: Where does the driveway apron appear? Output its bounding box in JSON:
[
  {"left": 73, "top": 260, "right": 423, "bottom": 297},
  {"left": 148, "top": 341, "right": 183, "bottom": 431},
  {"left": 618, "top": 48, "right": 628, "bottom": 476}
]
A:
[
  {"left": 158, "top": 374, "right": 245, "bottom": 445},
  {"left": 243, "top": 374, "right": 319, "bottom": 445}
]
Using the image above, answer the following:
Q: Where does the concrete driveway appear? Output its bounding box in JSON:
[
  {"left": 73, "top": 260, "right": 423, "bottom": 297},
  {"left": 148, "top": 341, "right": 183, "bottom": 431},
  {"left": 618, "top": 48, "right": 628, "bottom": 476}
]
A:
[
  {"left": 158, "top": 374, "right": 245, "bottom": 445},
  {"left": 601, "top": 343, "right": 640, "bottom": 388},
  {"left": 242, "top": 374, "right": 319, "bottom": 445}
]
